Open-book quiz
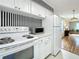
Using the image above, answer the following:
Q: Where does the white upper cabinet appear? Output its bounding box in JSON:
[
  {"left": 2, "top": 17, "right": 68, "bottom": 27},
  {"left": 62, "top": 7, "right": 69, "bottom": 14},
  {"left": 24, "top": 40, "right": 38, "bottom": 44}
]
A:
[
  {"left": 31, "top": 0, "right": 53, "bottom": 18},
  {"left": 42, "top": 15, "right": 54, "bottom": 33},
  {"left": 0, "top": 0, "right": 31, "bottom": 13},
  {"left": 31, "top": 1, "right": 41, "bottom": 16},
  {"left": 31, "top": 1, "right": 46, "bottom": 18},
  {"left": 0, "top": 0, "right": 14, "bottom": 8},
  {"left": 14, "top": 0, "right": 31, "bottom": 13}
]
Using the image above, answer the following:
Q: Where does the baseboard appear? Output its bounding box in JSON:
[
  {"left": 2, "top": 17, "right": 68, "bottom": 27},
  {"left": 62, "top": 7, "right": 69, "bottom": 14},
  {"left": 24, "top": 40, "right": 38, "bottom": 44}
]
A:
[
  {"left": 52, "top": 50, "right": 61, "bottom": 57},
  {"left": 45, "top": 53, "right": 51, "bottom": 59}
]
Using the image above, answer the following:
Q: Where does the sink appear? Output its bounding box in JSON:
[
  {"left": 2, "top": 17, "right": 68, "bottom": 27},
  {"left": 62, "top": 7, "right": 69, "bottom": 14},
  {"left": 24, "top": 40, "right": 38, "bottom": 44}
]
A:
[{"left": 0, "top": 37, "right": 14, "bottom": 44}]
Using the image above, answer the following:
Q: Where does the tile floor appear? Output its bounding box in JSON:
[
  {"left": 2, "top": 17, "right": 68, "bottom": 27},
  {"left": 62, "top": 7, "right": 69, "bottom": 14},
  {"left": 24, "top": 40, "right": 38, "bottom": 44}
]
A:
[{"left": 47, "top": 52, "right": 63, "bottom": 59}]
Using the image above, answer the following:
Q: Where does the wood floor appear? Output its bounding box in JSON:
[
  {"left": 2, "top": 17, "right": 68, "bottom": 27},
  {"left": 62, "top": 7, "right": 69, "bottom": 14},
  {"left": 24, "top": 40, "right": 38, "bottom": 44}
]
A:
[
  {"left": 62, "top": 36, "right": 79, "bottom": 55},
  {"left": 47, "top": 36, "right": 79, "bottom": 59}
]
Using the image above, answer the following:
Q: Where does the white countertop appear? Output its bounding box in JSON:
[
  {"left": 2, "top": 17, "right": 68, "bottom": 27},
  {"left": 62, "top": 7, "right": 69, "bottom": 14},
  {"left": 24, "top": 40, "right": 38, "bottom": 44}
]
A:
[
  {"left": 30, "top": 33, "right": 51, "bottom": 38},
  {"left": 0, "top": 33, "right": 51, "bottom": 49},
  {"left": 0, "top": 36, "right": 38, "bottom": 49},
  {"left": 0, "top": 32, "right": 38, "bottom": 49}
]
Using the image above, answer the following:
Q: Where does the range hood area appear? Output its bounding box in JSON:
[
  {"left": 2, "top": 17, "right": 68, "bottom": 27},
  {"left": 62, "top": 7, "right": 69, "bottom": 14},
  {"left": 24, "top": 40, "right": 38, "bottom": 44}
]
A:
[{"left": 32, "top": 0, "right": 54, "bottom": 12}]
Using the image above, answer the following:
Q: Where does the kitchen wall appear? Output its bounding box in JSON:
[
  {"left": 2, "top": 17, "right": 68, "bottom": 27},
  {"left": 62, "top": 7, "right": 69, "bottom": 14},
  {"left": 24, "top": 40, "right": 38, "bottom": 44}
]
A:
[
  {"left": 19, "top": 17, "right": 42, "bottom": 27},
  {"left": 0, "top": 0, "right": 53, "bottom": 28},
  {"left": 31, "top": 1, "right": 54, "bottom": 33},
  {"left": 17, "top": 0, "right": 53, "bottom": 28}
]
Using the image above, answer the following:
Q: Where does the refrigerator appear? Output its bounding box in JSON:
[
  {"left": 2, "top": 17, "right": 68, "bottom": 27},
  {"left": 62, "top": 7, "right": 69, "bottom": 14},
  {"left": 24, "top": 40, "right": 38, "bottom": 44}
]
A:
[
  {"left": 52, "top": 15, "right": 62, "bottom": 56},
  {"left": 42, "top": 15, "right": 62, "bottom": 56}
]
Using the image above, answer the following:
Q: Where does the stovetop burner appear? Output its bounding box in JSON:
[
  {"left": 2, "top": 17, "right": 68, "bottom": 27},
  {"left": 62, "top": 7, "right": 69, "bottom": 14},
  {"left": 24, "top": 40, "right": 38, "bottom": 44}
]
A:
[
  {"left": 0, "top": 37, "right": 15, "bottom": 44},
  {"left": 22, "top": 35, "right": 34, "bottom": 39}
]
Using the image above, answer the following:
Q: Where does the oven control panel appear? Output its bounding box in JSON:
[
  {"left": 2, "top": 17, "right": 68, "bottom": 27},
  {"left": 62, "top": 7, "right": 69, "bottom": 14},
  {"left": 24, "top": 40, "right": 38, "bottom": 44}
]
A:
[{"left": 0, "top": 27, "right": 29, "bottom": 33}]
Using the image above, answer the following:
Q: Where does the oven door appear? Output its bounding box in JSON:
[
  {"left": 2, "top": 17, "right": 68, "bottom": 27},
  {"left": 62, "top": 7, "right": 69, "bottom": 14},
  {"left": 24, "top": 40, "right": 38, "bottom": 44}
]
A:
[{"left": 2, "top": 46, "right": 34, "bottom": 59}]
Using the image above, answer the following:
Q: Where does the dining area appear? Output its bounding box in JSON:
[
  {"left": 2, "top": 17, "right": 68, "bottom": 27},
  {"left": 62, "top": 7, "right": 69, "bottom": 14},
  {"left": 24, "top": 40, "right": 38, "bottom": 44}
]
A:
[{"left": 62, "top": 32, "right": 79, "bottom": 56}]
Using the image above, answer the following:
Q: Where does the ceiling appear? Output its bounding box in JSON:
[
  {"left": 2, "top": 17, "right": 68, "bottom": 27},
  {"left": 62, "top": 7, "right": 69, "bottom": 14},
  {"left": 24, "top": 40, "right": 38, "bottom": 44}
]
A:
[{"left": 46, "top": 0, "right": 79, "bottom": 19}]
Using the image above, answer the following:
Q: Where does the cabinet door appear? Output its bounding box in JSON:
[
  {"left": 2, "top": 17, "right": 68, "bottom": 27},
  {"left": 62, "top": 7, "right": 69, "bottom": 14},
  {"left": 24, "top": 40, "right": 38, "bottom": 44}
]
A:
[
  {"left": 47, "top": 37, "right": 51, "bottom": 55},
  {"left": 39, "top": 39, "right": 45, "bottom": 59},
  {"left": 0, "top": 0, "right": 14, "bottom": 8},
  {"left": 31, "top": 1, "right": 46, "bottom": 17},
  {"left": 34, "top": 37, "right": 51, "bottom": 59},
  {"left": 34, "top": 39, "right": 44, "bottom": 59},
  {"left": 31, "top": 1, "right": 40, "bottom": 16},
  {"left": 43, "top": 37, "right": 51, "bottom": 57},
  {"left": 42, "top": 16, "right": 54, "bottom": 33},
  {"left": 53, "top": 27, "right": 61, "bottom": 55},
  {"left": 50, "top": 34, "right": 54, "bottom": 55},
  {"left": 15, "top": 0, "right": 30, "bottom": 13},
  {"left": 34, "top": 41, "right": 40, "bottom": 59}
]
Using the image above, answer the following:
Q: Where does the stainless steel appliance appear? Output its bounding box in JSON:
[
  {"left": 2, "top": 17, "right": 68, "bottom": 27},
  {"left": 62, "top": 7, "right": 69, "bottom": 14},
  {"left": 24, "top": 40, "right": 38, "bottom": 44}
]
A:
[{"left": 0, "top": 27, "right": 35, "bottom": 59}]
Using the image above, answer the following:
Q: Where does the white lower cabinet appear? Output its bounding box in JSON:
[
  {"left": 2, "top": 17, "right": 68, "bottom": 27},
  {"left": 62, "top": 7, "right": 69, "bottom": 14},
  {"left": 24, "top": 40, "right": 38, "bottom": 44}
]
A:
[
  {"left": 34, "top": 36, "right": 51, "bottom": 59},
  {"left": 43, "top": 37, "right": 51, "bottom": 57},
  {"left": 34, "top": 39, "right": 44, "bottom": 59}
]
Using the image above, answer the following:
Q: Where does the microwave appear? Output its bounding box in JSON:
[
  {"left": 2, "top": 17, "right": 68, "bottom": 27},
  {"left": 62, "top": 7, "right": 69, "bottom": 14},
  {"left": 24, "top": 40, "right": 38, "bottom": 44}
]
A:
[{"left": 30, "top": 27, "right": 44, "bottom": 34}]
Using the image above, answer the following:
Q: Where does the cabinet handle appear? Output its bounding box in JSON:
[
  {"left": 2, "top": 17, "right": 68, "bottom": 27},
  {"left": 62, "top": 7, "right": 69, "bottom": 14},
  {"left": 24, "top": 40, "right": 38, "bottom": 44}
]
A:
[
  {"left": 18, "top": 8, "right": 20, "bottom": 10},
  {"left": 15, "top": 6, "right": 17, "bottom": 8},
  {"left": 41, "top": 40, "right": 43, "bottom": 42},
  {"left": 15, "top": 6, "right": 19, "bottom": 10}
]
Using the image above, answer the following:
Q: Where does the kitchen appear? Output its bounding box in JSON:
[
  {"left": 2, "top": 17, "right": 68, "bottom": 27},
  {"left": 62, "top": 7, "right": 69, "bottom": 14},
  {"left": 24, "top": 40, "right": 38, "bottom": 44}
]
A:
[{"left": 0, "top": 0, "right": 79, "bottom": 59}]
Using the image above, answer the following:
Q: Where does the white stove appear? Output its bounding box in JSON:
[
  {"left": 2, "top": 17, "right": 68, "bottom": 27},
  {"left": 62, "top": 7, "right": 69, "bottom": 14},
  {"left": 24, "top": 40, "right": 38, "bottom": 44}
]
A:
[{"left": 0, "top": 27, "right": 37, "bottom": 59}]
